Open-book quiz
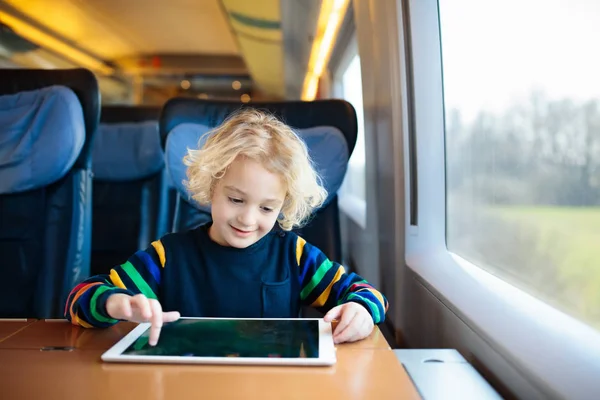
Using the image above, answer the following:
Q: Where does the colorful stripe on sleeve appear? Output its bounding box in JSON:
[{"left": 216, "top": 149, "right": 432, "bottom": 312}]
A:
[
  {"left": 296, "top": 236, "right": 389, "bottom": 323},
  {"left": 65, "top": 240, "right": 167, "bottom": 328}
]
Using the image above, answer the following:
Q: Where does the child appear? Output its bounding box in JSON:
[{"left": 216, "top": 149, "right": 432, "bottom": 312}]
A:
[{"left": 66, "top": 109, "right": 388, "bottom": 346}]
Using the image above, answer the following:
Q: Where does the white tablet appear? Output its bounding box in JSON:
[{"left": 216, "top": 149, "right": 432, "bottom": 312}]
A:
[{"left": 101, "top": 317, "right": 336, "bottom": 366}]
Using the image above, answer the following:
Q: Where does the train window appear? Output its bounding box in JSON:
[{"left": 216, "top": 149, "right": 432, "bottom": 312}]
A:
[
  {"left": 333, "top": 36, "right": 366, "bottom": 227},
  {"left": 340, "top": 55, "right": 366, "bottom": 200},
  {"left": 439, "top": 0, "right": 600, "bottom": 330}
]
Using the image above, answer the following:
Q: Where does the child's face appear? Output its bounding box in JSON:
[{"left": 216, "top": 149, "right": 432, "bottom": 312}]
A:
[{"left": 209, "top": 157, "right": 286, "bottom": 248}]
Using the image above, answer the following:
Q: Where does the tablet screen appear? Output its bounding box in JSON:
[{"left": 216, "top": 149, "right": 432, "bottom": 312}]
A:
[{"left": 122, "top": 319, "right": 320, "bottom": 358}]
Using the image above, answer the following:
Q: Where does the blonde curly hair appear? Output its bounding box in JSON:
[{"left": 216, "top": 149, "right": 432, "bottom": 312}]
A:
[{"left": 183, "top": 108, "right": 327, "bottom": 231}]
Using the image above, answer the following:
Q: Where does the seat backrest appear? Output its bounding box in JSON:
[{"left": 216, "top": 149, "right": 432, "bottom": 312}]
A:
[
  {"left": 0, "top": 69, "right": 99, "bottom": 318},
  {"left": 91, "top": 106, "right": 165, "bottom": 275},
  {"left": 160, "top": 99, "right": 357, "bottom": 261}
]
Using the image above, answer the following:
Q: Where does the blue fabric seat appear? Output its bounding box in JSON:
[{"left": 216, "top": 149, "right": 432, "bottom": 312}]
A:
[
  {"left": 91, "top": 106, "right": 168, "bottom": 275},
  {"left": 0, "top": 69, "right": 99, "bottom": 318},
  {"left": 159, "top": 99, "right": 357, "bottom": 261}
]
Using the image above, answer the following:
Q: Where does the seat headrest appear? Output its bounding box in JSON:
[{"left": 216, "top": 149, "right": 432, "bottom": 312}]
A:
[
  {"left": 159, "top": 98, "right": 358, "bottom": 155},
  {"left": 0, "top": 68, "right": 99, "bottom": 169},
  {"left": 165, "top": 123, "right": 349, "bottom": 209},
  {"left": 93, "top": 121, "right": 164, "bottom": 181},
  {"left": 0, "top": 86, "right": 85, "bottom": 194},
  {"left": 165, "top": 123, "right": 212, "bottom": 213}
]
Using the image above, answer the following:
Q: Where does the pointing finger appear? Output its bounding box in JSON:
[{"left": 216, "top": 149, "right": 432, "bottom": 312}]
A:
[{"left": 148, "top": 299, "right": 163, "bottom": 346}]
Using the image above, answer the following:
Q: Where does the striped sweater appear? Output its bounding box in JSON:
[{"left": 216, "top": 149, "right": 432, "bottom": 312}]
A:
[{"left": 66, "top": 224, "right": 388, "bottom": 328}]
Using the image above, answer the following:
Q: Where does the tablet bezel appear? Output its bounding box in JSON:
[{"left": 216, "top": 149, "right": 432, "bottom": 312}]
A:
[{"left": 101, "top": 317, "right": 336, "bottom": 366}]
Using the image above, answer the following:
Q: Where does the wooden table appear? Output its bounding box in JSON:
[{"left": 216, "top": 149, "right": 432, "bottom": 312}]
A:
[
  {"left": 0, "top": 319, "right": 138, "bottom": 350},
  {"left": 0, "top": 319, "right": 34, "bottom": 343},
  {"left": 0, "top": 320, "right": 418, "bottom": 400}
]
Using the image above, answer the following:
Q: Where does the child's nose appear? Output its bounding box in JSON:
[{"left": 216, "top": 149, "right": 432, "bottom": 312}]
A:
[{"left": 237, "top": 208, "right": 256, "bottom": 227}]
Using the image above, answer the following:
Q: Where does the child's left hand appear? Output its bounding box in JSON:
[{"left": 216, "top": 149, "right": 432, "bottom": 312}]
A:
[{"left": 323, "top": 302, "right": 374, "bottom": 344}]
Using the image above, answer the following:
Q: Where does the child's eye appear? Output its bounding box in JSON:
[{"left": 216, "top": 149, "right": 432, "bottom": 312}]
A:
[
  {"left": 229, "top": 197, "right": 243, "bottom": 204},
  {"left": 261, "top": 207, "right": 274, "bottom": 213}
]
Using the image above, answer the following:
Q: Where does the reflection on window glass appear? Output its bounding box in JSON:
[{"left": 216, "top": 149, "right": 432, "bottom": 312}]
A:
[
  {"left": 340, "top": 54, "right": 366, "bottom": 201},
  {"left": 440, "top": 0, "right": 600, "bottom": 330}
]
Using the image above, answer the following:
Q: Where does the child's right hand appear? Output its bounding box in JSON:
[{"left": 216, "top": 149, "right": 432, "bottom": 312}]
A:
[{"left": 106, "top": 293, "right": 180, "bottom": 346}]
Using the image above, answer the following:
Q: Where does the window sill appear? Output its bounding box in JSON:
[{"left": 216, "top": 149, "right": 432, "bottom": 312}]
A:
[{"left": 406, "top": 247, "right": 600, "bottom": 399}]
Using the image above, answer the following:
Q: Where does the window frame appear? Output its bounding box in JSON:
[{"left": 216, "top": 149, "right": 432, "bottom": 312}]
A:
[
  {"left": 402, "top": 0, "right": 600, "bottom": 398},
  {"left": 331, "top": 33, "right": 367, "bottom": 229}
]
